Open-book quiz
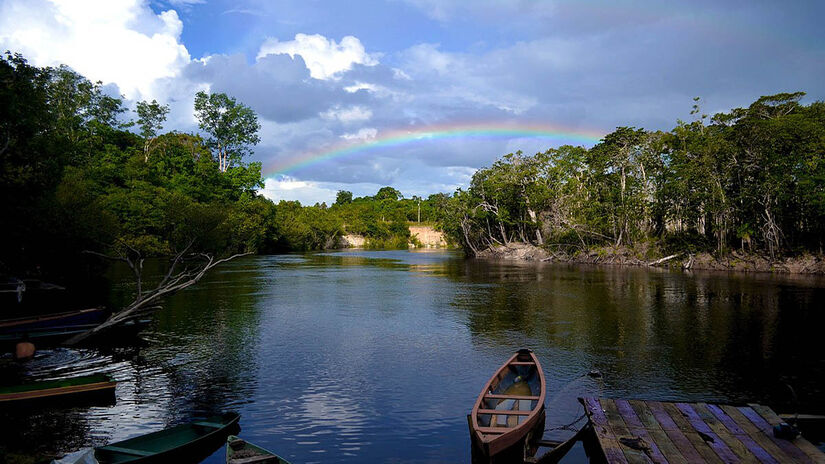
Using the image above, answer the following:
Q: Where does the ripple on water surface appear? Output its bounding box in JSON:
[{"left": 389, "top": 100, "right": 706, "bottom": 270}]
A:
[{"left": 2, "top": 250, "right": 824, "bottom": 462}]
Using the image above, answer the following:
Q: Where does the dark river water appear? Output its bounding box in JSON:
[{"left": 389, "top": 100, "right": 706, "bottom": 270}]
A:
[{"left": 2, "top": 250, "right": 825, "bottom": 463}]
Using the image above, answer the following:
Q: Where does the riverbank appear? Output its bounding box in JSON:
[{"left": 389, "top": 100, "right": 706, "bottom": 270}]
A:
[
  {"left": 476, "top": 242, "right": 825, "bottom": 274},
  {"left": 339, "top": 225, "right": 448, "bottom": 249}
]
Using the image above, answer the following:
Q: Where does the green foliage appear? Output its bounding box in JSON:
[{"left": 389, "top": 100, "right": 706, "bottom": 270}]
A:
[
  {"left": 443, "top": 93, "right": 825, "bottom": 258},
  {"left": 1, "top": 53, "right": 452, "bottom": 289},
  {"left": 0, "top": 55, "right": 275, "bottom": 286},
  {"left": 135, "top": 100, "right": 169, "bottom": 139},
  {"left": 335, "top": 190, "right": 353, "bottom": 205},
  {"left": 193, "top": 91, "right": 261, "bottom": 172},
  {"left": 375, "top": 186, "right": 402, "bottom": 201}
]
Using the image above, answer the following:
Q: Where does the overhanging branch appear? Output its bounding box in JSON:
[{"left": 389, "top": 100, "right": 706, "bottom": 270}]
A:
[{"left": 65, "top": 250, "right": 251, "bottom": 345}]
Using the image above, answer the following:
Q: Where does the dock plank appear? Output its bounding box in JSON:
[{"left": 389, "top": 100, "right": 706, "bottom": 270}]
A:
[
  {"left": 600, "top": 398, "right": 660, "bottom": 464},
  {"left": 613, "top": 399, "right": 672, "bottom": 464},
  {"left": 645, "top": 401, "right": 720, "bottom": 463},
  {"left": 693, "top": 402, "right": 773, "bottom": 464},
  {"left": 657, "top": 402, "right": 727, "bottom": 464},
  {"left": 629, "top": 400, "right": 695, "bottom": 464},
  {"left": 580, "top": 398, "right": 825, "bottom": 464},
  {"left": 748, "top": 404, "right": 824, "bottom": 464},
  {"left": 674, "top": 402, "right": 743, "bottom": 464},
  {"left": 581, "top": 397, "right": 630, "bottom": 464},
  {"left": 718, "top": 405, "right": 797, "bottom": 463},
  {"left": 707, "top": 404, "right": 790, "bottom": 464},
  {"left": 739, "top": 406, "right": 816, "bottom": 464}
]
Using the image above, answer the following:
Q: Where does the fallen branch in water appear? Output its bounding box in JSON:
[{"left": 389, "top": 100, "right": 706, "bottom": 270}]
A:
[
  {"left": 648, "top": 253, "right": 682, "bottom": 266},
  {"left": 64, "top": 248, "right": 251, "bottom": 345}
]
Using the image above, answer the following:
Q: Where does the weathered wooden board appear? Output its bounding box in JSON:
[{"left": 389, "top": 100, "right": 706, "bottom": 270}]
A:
[{"left": 579, "top": 398, "right": 825, "bottom": 464}]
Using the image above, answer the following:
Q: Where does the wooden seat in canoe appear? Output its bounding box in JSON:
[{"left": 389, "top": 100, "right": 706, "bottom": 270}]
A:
[
  {"left": 484, "top": 394, "right": 540, "bottom": 400},
  {"left": 193, "top": 421, "right": 226, "bottom": 428},
  {"left": 96, "top": 446, "right": 153, "bottom": 456}
]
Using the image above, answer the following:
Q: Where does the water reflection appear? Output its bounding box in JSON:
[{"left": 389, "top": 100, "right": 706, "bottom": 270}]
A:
[{"left": 1, "top": 250, "right": 824, "bottom": 462}]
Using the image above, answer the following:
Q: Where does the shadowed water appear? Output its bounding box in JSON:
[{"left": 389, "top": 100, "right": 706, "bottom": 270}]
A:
[{"left": 2, "top": 250, "right": 824, "bottom": 463}]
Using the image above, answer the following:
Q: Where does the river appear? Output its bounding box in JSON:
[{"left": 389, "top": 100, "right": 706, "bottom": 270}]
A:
[{"left": 2, "top": 249, "right": 824, "bottom": 463}]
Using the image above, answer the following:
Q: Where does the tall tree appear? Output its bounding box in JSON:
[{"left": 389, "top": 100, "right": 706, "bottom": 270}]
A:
[
  {"left": 375, "top": 186, "right": 402, "bottom": 201},
  {"left": 335, "top": 190, "right": 353, "bottom": 205},
  {"left": 135, "top": 99, "right": 169, "bottom": 161},
  {"left": 193, "top": 91, "right": 261, "bottom": 172}
]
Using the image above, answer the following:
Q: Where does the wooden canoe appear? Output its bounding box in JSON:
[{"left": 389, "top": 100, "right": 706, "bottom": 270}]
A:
[
  {"left": 470, "top": 349, "right": 546, "bottom": 460},
  {"left": 0, "top": 307, "right": 106, "bottom": 333},
  {"left": 0, "top": 318, "right": 150, "bottom": 349},
  {"left": 94, "top": 412, "right": 240, "bottom": 463},
  {"left": 226, "top": 435, "right": 291, "bottom": 464},
  {"left": 0, "top": 373, "right": 116, "bottom": 403}
]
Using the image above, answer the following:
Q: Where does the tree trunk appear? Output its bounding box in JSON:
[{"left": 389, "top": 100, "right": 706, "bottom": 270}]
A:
[
  {"left": 461, "top": 215, "right": 479, "bottom": 255},
  {"left": 499, "top": 221, "right": 509, "bottom": 245},
  {"left": 521, "top": 185, "right": 543, "bottom": 245}
]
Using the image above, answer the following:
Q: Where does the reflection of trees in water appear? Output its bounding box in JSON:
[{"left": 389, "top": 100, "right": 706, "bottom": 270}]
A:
[
  {"left": 147, "top": 257, "right": 268, "bottom": 419},
  {"left": 0, "top": 257, "right": 269, "bottom": 459},
  {"left": 445, "top": 260, "right": 825, "bottom": 409},
  {"left": 17, "top": 250, "right": 818, "bottom": 462}
]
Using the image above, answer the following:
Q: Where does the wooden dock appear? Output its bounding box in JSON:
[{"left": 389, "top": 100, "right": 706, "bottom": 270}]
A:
[{"left": 579, "top": 397, "right": 825, "bottom": 463}]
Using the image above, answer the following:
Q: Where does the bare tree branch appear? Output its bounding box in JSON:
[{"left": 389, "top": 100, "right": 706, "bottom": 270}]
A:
[{"left": 65, "top": 251, "right": 252, "bottom": 345}]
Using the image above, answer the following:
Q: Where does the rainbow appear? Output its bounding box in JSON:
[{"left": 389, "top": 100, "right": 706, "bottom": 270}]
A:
[{"left": 263, "top": 122, "right": 605, "bottom": 176}]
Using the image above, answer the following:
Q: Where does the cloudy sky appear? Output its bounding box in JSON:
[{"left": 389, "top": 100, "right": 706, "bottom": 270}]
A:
[{"left": 2, "top": 0, "right": 824, "bottom": 204}]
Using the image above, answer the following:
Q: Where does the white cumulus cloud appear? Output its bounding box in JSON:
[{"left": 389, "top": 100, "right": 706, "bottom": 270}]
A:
[
  {"left": 321, "top": 105, "right": 373, "bottom": 122},
  {"left": 340, "top": 128, "right": 377, "bottom": 140},
  {"left": 257, "top": 33, "right": 378, "bottom": 80},
  {"left": 261, "top": 177, "right": 342, "bottom": 205},
  {"left": 0, "top": 0, "right": 190, "bottom": 99}
]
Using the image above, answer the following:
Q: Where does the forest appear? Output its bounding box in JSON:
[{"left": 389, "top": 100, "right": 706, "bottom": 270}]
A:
[
  {"left": 0, "top": 53, "right": 443, "bottom": 290},
  {"left": 440, "top": 94, "right": 825, "bottom": 262},
  {"left": 3, "top": 51, "right": 825, "bottom": 290}
]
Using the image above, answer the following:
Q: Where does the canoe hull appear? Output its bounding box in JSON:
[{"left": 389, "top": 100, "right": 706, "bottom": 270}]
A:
[
  {"left": 0, "top": 307, "right": 106, "bottom": 334},
  {"left": 0, "top": 374, "right": 116, "bottom": 404},
  {"left": 471, "top": 406, "right": 546, "bottom": 462},
  {"left": 469, "top": 349, "right": 547, "bottom": 462},
  {"left": 226, "top": 435, "right": 291, "bottom": 464},
  {"left": 95, "top": 412, "right": 240, "bottom": 464},
  {"left": 0, "top": 318, "right": 150, "bottom": 350}
]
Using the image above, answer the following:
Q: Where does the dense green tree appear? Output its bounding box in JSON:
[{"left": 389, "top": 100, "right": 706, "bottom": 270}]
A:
[
  {"left": 375, "top": 186, "right": 402, "bottom": 201},
  {"left": 135, "top": 99, "right": 169, "bottom": 161},
  {"left": 335, "top": 190, "right": 353, "bottom": 205},
  {"left": 193, "top": 91, "right": 261, "bottom": 172}
]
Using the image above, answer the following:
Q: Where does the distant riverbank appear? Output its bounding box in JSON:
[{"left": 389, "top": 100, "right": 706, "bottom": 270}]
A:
[
  {"left": 341, "top": 225, "right": 448, "bottom": 249},
  {"left": 476, "top": 242, "right": 825, "bottom": 275}
]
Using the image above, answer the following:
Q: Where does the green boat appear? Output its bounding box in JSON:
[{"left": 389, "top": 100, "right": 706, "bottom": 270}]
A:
[
  {"left": 0, "top": 374, "right": 116, "bottom": 403},
  {"left": 226, "top": 435, "right": 291, "bottom": 464},
  {"left": 93, "top": 412, "right": 240, "bottom": 463}
]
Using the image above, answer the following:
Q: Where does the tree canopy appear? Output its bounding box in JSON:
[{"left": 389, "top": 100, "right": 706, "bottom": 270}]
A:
[
  {"left": 442, "top": 93, "right": 825, "bottom": 259},
  {"left": 4, "top": 52, "right": 821, "bottom": 290},
  {"left": 194, "top": 90, "right": 261, "bottom": 172}
]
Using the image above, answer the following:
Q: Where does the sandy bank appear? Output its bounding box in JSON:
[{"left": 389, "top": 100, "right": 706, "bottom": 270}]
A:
[{"left": 476, "top": 242, "right": 825, "bottom": 275}]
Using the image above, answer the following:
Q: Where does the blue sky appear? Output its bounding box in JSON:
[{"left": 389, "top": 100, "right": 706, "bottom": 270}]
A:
[{"left": 2, "top": 0, "right": 824, "bottom": 204}]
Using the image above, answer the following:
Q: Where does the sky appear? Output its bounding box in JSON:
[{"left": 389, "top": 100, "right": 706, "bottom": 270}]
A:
[{"left": 1, "top": 0, "right": 824, "bottom": 205}]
